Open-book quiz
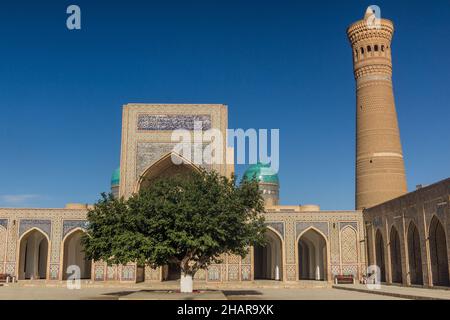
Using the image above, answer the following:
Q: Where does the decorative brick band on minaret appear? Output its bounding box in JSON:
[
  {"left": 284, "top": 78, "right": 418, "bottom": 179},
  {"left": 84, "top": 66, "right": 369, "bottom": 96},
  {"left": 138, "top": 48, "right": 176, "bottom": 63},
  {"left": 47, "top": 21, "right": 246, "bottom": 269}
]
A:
[{"left": 347, "top": 7, "right": 407, "bottom": 210}]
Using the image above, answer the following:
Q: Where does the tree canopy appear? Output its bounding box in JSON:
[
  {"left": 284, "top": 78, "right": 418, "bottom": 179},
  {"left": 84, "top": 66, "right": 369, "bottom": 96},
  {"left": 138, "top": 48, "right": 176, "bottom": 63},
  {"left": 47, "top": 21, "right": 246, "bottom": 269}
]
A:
[{"left": 83, "top": 169, "right": 266, "bottom": 279}]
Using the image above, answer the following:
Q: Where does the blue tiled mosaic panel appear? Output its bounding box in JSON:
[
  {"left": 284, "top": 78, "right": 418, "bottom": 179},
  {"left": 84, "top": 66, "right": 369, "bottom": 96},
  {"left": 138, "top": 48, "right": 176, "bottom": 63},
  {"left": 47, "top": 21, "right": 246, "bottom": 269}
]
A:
[
  {"left": 50, "top": 264, "right": 59, "bottom": 280},
  {"left": 296, "top": 221, "right": 329, "bottom": 238},
  {"left": 0, "top": 219, "right": 7, "bottom": 229},
  {"left": 94, "top": 264, "right": 105, "bottom": 281},
  {"left": 19, "top": 219, "right": 51, "bottom": 238},
  {"left": 266, "top": 222, "right": 284, "bottom": 238},
  {"left": 63, "top": 220, "right": 89, "bottom": 238},
  {"left": 241, "top": 265, "right": 251, "bottom": 281},
  {"left": 121, "top": 265, "right": 135, "bottom": 281},
  {"left": 137, "top": 142, "right": 212, "bottom": 176},
  {"left": 137, "top": 114, "right": 212, "bottom": 131}
]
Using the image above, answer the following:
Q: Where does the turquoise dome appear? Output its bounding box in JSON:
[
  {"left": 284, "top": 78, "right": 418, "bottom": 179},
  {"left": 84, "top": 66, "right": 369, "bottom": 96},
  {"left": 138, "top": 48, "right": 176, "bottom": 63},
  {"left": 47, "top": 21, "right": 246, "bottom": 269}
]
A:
[
  {"left": 111, "top": 167, "right": 120, "bottom": 187},
  {"left": 243, "top": 163, "right": 279, "bottom": 184}
]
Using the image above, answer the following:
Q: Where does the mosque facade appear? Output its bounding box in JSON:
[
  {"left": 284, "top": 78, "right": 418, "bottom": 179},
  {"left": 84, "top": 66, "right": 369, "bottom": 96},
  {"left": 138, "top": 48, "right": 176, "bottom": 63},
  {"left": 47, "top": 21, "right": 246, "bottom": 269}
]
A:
[{"left": 0, "top": 8, "right": 448, "bottom": 288}]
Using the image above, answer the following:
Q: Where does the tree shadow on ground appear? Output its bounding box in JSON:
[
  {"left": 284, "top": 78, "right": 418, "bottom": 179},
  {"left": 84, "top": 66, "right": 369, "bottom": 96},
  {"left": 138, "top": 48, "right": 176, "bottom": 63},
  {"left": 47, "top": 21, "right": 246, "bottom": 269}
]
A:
[
  {"left": 101, "top": 289, "right": 222, "bottom": 297},
  {"left": 222, "top": 290, "right": 263, "bottom": 296}
]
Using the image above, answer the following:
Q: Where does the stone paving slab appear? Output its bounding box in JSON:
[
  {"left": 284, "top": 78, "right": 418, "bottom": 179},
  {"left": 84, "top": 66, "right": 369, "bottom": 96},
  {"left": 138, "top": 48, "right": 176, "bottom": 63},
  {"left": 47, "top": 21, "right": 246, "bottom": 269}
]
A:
[{"left": 333, "top": 284, "right": 450, "bottom": 300}]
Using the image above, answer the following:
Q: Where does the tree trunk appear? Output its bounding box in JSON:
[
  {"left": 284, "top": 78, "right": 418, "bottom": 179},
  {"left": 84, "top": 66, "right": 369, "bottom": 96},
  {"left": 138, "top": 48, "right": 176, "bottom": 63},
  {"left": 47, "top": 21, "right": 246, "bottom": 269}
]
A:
[{"left": 180, "top": 272, "right": 193, "bottom": 293}]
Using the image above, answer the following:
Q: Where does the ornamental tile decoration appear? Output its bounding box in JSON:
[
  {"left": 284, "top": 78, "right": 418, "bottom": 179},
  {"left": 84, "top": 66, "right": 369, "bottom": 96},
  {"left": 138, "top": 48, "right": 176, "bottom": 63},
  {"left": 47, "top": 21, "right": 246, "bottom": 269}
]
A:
[
  {"left": 19, "top": 219, "right": 51, "bottom": 238},
  {"left": 94, "top": 264, "right": 105, "bottom": 281},
  {"left": 62, "top": 220, "right": 89, "bottom": 238},
  {"left": 296, "top": 222, "right": 329, "bottom": 238},
  {"left": 137, "top": 114, "right": 211, "bottom": 131},
  {"left": 339, "top": 221, "right": 358, "bottom": 231},
  {"left": 342, "top": 265, "right": 358, "bottom": 276},
  {"left": 136, "top": 142, "right": 212, "bottom": 176},
  {"left": 331, "top": 265, "right": 341, "bottom": 276},
  {"left": 286, "top": 264, "right": 296, "bottom": 281},
  {"left": 49, "top": 264, "right": 59, "bottom": 280},
  {"left": 266, "top": 222, "right": 284, "bottom": 238},
  {"left": 241, "top": 265, "right": 251, "bottom": 281},
  {"left": 227, "top": 264, "right": 239, "bottom": 281},
  {"left": 194, "top": 269, "right": 206, "bottom": 280},
  {"left": 121, "top": 265, "right": 135, "bottom": 281},
  {"left": 0, "top": 219, "right": 7, "bottom": 229},
  {"left": 340, "top": 227, "right": 358, "bottom": 264}
]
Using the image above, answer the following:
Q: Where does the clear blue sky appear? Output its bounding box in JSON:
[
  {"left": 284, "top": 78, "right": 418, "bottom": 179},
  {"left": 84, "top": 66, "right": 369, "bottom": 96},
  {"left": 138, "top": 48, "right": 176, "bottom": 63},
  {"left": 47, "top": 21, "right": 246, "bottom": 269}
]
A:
[{"left": 0, "top": 0, "right": 449, "bottom": 210}]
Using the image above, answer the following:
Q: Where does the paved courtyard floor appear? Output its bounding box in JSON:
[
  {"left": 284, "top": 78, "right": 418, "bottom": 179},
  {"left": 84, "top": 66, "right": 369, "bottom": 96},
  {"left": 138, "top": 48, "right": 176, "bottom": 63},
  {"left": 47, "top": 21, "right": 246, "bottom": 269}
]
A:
[
  {"left": 0, "top": 285, "right": 404, "bottom": 300},
  {"left": 333, "top": 283, "right": 450, "bottom": 300}
]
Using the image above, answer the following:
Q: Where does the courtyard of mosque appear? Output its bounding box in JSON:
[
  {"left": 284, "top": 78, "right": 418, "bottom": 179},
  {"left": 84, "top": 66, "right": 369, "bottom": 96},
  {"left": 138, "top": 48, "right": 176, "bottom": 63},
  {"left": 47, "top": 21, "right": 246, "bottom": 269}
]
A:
[
  {"left": 0, "top": 283, "right": 400, "bottom": 300},
  {"left": 2, "top": 281, "right": 450, "bottom": 300}
]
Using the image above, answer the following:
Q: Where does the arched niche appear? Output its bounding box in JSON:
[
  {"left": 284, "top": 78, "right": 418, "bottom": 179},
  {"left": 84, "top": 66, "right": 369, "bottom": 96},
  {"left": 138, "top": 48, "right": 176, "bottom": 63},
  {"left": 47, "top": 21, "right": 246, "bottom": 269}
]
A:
[
  {"left": 298, "top": 228, "right": 328, "bottom": 281},
  {"left": 18, "top": 228, "right": 49, "bottom": 280}
]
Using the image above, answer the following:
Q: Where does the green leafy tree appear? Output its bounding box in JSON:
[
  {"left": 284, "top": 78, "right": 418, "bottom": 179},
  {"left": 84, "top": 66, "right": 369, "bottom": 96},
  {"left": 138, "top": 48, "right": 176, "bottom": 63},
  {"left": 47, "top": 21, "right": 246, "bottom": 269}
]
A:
[{"left": 83, "top": 169, "right": 266, "bottom": 292}]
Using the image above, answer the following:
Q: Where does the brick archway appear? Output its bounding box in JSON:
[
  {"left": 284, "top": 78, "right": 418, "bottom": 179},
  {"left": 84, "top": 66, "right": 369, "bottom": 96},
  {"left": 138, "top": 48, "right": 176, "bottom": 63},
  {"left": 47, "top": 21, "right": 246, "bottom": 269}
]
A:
[
  {"left": 389, "top": 226, "right": 402, "bottom": 283},
  {"left": 254, "top": 228, "right": 283, "bottom": 281},
  {"left": 429, "top": 216, "right": 449, "bottom": 286},
  {"left": 375, "top": 229, "right": 386, "bottom": 282},
  {"left": 407, "top": 222, "right": 423, "bottom": 285}
]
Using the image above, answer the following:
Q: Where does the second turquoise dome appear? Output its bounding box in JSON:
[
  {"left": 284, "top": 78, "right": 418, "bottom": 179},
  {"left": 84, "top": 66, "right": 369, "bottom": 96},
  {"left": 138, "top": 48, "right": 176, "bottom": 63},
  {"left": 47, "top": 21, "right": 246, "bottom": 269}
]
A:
[{"left": 243, "top": 163, "right": 279, "bottom": 184}]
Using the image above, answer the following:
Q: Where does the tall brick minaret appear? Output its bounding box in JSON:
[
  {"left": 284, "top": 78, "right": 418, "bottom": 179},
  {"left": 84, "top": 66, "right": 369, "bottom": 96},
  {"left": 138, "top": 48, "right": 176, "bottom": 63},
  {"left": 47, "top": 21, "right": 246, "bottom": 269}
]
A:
[{"left": 347, "top": 7, "right": 407, "bottom": 210}]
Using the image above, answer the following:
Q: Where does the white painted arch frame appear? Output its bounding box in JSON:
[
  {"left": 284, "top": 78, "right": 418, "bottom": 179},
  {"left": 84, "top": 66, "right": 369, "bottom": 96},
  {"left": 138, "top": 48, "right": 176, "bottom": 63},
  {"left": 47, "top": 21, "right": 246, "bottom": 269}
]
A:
[
  {"left": 295, "top": 226, "right": 331, "bottom": 282},
  {"left": 252, "top": 226, "right": 286, "bottom": 282},
  {"left": 59, "top": 227, "right": 92, "bottom": 281},
  {"left": 16, "top": 227, "right": 51, "bottom": 280}
]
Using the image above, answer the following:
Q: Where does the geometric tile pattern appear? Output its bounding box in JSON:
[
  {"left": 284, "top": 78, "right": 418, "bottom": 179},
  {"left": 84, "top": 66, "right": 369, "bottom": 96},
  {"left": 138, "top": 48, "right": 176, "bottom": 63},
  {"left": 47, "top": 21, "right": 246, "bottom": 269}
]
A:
[
  {"left": 94, "top": 264, "right": 105, "bottom": 281},
  {"left": 342, "top": 265, "right": 358, "bottom": 277},
  {"left": 0, "top": 219, "right": 7, "bottom": 229},
  {"left": 286, "top": 264, "right": 297, "bottom": 281},
  {"left": 137, "top": 114, "right": 212, "bottom": 131},
  {"left": 267, "top": 222, "right": 284, "bottom": 238},
  {"left": 340, "top": 221, "right": 358, "bottom": 231},
  {"left": 296, "top": 221, "right": 329, "bottom": 238},
  {"left": 341, "top": 226, "right": 358, "bottom": 264},
  {"left": 121, "top": 265, "right": 135, "bottom": 281},
  {"left": 136, "top": 142, "right": 211, "bottom": 177},
  {"left": 19, "top": 219, "right": 51, "bottom": 238},
  {"left": 0, "top": 204, "right": 365, "bottom": 283},
  {"left": 62, "top": 220, "right": 89, "bottom": 238},
  {"left": 331, "top": 265, "right": 341, "bottom": 276},
  {"left": 49, "top": 264, "right": 59, "bottom": 280}
]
